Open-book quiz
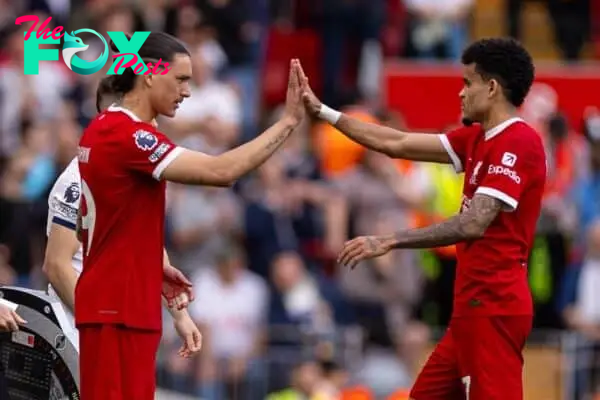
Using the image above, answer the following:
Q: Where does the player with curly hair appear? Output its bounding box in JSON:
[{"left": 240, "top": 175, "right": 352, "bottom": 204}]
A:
[{"left": 300, "top": 37, "right": 546, "bottom": 399}]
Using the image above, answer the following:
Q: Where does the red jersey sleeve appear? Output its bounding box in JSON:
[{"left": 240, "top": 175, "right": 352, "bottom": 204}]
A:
[
  {"left": 121, "top": 126, "right": 184, "bottom": 180},
  {"left": 476, "top": 142, "right": 530, "bottom": 211},
  {"left": 437, "top": 126, "right": 476, "bottom": 173}
]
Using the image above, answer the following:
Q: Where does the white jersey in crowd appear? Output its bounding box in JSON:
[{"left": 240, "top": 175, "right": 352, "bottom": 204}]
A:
[{"left": 45, "top": 156, "right": 83, "bottom": 337}]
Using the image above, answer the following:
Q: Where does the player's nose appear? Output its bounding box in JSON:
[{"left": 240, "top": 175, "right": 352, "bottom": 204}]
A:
[{"left": 180, "top": 87, "right": 191, "bottom": 98}]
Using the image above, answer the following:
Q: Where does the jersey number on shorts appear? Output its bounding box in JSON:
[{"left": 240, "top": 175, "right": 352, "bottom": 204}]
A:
[{"left": 80, "top": 179, "right": 96, "bottom": 257}]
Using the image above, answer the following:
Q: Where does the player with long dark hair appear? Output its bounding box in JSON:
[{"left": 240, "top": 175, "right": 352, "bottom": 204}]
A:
[
  {"left": 76, "top": 32, "right": 305, "bottom": 399},
  {"left": 42, "top": 82, "right": 202, "bottom": 358}
]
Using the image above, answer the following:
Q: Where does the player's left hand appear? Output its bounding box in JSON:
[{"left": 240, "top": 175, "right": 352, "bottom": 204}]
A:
[
  {"left": 338, "top": 235, "right": 391, "bottom": 269},
  {"left": 173, "top": 314, "right": 202, "bottom": 358},
  {"left": 163, "top": 265, "right": 194, "bottom": 310}
]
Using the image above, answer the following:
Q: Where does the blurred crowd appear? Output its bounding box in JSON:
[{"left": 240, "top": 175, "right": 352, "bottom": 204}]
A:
[{"left": 0, "top": 0, "right": 598, "bottom": 399}]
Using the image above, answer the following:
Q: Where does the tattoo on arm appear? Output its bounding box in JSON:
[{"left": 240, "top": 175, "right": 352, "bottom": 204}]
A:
[
  {"left": 265, "top": 126, "right": 294, "bottom": 151},
  {"left": 387, "top": 194, "right": 503, "bottom": 249}
]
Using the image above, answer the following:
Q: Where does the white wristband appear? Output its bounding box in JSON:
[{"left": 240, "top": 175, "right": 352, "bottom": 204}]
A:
[{"left": 318, "top": 104, "right": 342, "bottom": 125}]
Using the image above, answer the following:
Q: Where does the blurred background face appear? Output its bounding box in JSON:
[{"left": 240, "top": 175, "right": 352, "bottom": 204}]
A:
[
  {"left": 175, "top": 5, "right": 202, "bottom": 44},
  {"left": 23, "top": 124, "right": 52, "bottom": 154},
  {"left": 102, "top": 8, "right": 135, "bottom": 33},
  {"left": 6, "top": 29, "right": 25, "bottom": 63},
  {"left": 271, "top": 252, "right": 304, "bottom": 291},
  {"left": 191, "top": 50, "right": 212, "bottom": 86},
  {"left": 292, "top": 362, "right": 322, "bottom": 394},
  {"left": 149, "top": 53, "right": 192, "bottom": 117},
  {"left": 217, "top": 250, "right": 244, "bottom": 282},
  {"left": 521, "top": 83, "right": 558, "bottom": 127}
]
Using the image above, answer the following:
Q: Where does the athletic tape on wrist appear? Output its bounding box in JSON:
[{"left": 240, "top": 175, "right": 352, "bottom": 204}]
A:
[{"left": 318, "top": 104, "right": 342, "bottom": 125}]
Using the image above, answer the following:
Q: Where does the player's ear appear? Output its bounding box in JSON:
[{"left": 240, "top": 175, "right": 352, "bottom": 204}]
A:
[
  {"left": 143, "top": 73, "right": 153, "bottom": 88},
  {"left": 488, "top": 78, "right": 500, "bottom": 98}
]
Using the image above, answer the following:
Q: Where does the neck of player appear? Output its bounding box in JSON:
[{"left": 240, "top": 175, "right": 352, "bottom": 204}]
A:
[
  {"left": 481, "top": 104, "right": 519, "bottom": 132},
  {"left": 119, "top": 94, "right": 157, "bottom": 124}
]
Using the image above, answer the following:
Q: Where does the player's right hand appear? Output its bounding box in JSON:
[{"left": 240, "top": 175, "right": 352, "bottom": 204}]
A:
[
  {"left": 282, "top": 59, "right": 305, "bottom": 125},
  {"left": 296, "top": 61, "right": 322, "bottom": 117},
  {"left": 163, "top": 265, "right": 194, "bottom": 310},
  {"left": 338, "top": 235, "right": 391, "bottom": 269},
  {"left": 0, "top": 305, "right": 26, "bottom": 332}
]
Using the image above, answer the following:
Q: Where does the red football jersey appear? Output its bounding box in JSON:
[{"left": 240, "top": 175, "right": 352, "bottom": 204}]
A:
[
  {"left": 76, "top": 105, "right": 183, "bottom": 330},
  {"left": 438, "top": 118, "right": 546, "bottom": 317}
]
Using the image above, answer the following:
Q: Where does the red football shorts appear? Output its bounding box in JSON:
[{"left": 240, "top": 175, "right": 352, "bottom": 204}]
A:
[
  {"left": 79, "top": 324, "right": 161, "bottom": 400},
  {"left": 410, "top": 316, "right": 532, "bottom": 400}
]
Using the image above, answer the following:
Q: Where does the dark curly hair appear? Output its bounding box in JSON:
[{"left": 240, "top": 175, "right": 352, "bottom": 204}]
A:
[{"left": 461, "top": 37, "right": 535, "bottom": 107}]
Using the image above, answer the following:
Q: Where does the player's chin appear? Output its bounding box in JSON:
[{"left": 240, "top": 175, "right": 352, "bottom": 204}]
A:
[
  {"left": 161, "top": 106, "right": 178, "bottom": 118},
  {"left": 460, "top": 111, "right": 474, "bottom": 126}
]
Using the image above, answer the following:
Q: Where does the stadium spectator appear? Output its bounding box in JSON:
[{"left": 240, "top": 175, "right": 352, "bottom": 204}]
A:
[
  {"left": 187, "top": 244, "right": 269, "bottom": 400},
  {"left": 403, "top": 0, "right": 473, "bottom": 60},
  {"left": 339, "top": 214, "right": 426, "bottom": 396}
]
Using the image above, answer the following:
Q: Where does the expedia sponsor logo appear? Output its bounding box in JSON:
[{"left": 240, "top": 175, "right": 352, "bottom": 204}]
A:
[{"left": 488, "top": 165, "right": 521, "bottom": 184}]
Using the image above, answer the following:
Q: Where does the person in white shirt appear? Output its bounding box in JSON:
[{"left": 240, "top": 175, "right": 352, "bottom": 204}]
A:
[{"left": 42, "top": 85, "right": 202, "bottom": 355}]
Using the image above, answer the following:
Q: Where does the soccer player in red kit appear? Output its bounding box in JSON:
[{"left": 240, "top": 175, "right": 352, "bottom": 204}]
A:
[
  {"left": 76, "top": 32, "right": 306, "bottom": 400},
  {"left": 298, "top": 38, "right": 545, "bottom": 399}
]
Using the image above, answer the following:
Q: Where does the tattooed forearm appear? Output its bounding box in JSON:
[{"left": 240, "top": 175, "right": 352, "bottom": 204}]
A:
[
  {"left": 383, "top": 194, "right": 503, "bottom": 249},
  {"left": 264, "top": 126, "right": 294, "bottom": 151}
]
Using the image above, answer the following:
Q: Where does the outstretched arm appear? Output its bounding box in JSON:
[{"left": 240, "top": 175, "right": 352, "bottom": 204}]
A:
[
  {"left": 332, "top": 114, "right": 451, "bottom": 163},
  {"left": 338, "top": 194, "right": 502, "bottom": 268},
  {"left": 160, "top": 59, "right": 305, "bottom": 186},
  {"left": 297, "top": 62, "right": 451, "bottom": 163},
  {"left": 161, "top": 117, "right": 297, "bottom": 186}
]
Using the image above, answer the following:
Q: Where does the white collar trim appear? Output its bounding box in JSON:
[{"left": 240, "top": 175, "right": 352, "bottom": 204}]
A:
[
  {"left": 107, "top": 104, "right": 142, "bottom": 122},
  {"left": 484, "top": 117, "right": 524, "bottom": 141}
]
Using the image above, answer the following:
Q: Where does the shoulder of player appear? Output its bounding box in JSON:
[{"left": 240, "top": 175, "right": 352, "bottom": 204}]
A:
[
  {"left": 446, "top": 124, "right": 482, "bottom": 137},
  {"left": 49, "top": 162, "right": 81, "bottom": 209},
  {"left": 95, "top": 115, "right": 164, "bottom": 149},
  {"left": 87, "top": 111, "right": 156, "bottom": 134},
  {"left": 496, "top": 121, "right": 544, "bottom": 151},
  {"left": 50, "top": 158, "right": 80, "bottom": 193},
  {"left": 492, "top": 122, "right": 546, "bottom": 176}
]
